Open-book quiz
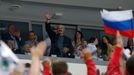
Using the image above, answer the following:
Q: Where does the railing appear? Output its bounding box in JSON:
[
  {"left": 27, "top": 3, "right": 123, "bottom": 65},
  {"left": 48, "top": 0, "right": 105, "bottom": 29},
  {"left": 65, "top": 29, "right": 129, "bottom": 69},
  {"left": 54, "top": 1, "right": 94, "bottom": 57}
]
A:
[{"left": 17, "top": 54, "right": 107, "bottom": 65}]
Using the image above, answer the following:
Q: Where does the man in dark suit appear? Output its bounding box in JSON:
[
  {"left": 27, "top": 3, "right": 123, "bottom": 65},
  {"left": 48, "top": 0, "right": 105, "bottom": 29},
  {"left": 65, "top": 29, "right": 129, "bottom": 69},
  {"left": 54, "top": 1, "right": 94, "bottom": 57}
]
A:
[
  {"left": 2, "top": 24, "right": 15, "bottom": 42},
  {"left": 14, "top": 29, "right": 24, "bottom": 54},
  {"left": 2, "top": 24, "right": 23, "bottom": 54},
  {"left": 44, "top": 12, "right": 74, "bottom": 58}
]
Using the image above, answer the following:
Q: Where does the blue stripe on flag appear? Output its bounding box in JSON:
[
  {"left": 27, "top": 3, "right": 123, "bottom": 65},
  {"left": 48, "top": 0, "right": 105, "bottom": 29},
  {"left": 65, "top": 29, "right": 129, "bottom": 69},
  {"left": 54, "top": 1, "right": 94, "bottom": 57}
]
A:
[{"left": 103, "top": 19, "right": 133, "bottom": 30}]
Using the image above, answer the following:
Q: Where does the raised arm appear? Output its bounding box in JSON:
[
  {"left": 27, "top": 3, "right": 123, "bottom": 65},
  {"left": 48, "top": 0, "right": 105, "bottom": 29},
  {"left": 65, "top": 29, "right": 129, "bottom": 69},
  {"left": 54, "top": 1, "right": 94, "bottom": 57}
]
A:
[
  {"left": 28, "top": 41, "right": 47, "bottom": 75},
  {"left": 82, "top": 48, "right": 97, "bottom": 75},
  {"left": 107, "top": 31, "right": 123, "bottom": 75},
  {"left": 44, "top": 12, "right": 56, "bottom": 42}
]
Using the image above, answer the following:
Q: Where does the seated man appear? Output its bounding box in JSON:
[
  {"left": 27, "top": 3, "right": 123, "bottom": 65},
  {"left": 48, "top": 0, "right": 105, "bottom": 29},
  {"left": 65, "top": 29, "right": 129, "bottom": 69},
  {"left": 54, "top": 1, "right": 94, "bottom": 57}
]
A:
[
  {"left": 25, "top": 31, "right": 38, "bottom": 46},
  {"left": 2, "top": 24, "right": 22, "bottom": 54}
]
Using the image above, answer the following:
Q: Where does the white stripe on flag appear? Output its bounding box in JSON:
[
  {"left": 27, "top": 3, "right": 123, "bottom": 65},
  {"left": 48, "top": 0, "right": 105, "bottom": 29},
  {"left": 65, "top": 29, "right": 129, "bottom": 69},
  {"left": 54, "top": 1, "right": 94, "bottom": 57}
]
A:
[{"left": 100, "top": 9, "right": 133, "bottom": 21}]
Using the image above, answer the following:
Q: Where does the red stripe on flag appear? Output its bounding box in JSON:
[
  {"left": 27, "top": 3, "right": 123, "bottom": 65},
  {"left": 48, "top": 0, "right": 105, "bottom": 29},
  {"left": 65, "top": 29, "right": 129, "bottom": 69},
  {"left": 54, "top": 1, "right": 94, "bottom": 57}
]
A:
[
  {"left": 104, "top": 25, "right": 117, "bottom": 34},
  {"left": 120, "top": 30, "right": 134, "bottom": 38},
  {"left": 104, "top": 25, "right": 134, "bottom": 38}
]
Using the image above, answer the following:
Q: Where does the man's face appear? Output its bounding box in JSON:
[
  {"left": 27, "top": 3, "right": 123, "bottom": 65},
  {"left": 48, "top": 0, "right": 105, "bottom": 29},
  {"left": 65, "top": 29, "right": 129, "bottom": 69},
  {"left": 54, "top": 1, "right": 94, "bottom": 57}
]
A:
[
  {"left": 128, "top": 38, "right": 134, "bottom": 46},
  {"left": 8, "top": 25, "right": 15, "bottom": 33},
  {"left": 57, "top": 25, "right": 64, "bottom": 35},
  {"left": 28, "top": 32, "right": 35, "bottom": 40}
]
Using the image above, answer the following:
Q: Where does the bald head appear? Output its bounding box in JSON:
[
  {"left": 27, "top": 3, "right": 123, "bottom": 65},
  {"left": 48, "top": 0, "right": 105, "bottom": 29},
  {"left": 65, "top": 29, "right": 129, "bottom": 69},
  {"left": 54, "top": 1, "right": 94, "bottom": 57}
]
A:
[{"left": 57, "top": 25, "right": 65, "bottom": 35}]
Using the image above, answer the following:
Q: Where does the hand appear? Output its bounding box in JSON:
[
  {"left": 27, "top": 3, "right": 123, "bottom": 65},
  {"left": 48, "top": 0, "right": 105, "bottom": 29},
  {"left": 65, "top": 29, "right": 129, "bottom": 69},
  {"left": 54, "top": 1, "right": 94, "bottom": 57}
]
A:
[
  {"left": 81, "top": 48, "right": 92, "bottom": 61},
  {"left": 44, "top": 11, "right": 53, "bottom": 20},
  {"left": 31, "top": 41, "right": 47, "bottom": 58},
  {"left": 14, "top": 32, "right": 20, "bottom": 38},
  {"left": 42, "top": 59, "right": 51, "bottom": 68},
  {"left": 63, "top": 47, "right": 69, "bottom": 53},
  {"left": 7, "top": 40, "right": 14, "bottom": 49},
  {"left": 116, "top": 31, "right": 123, "bottom": 47},
  {"left": 104, "top": 38, "right": 108, "bottom": 44}
]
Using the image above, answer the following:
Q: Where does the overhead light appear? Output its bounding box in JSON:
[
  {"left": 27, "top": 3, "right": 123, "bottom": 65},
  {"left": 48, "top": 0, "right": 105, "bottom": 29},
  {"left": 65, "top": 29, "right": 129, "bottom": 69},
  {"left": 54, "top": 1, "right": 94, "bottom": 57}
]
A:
[
  {"left": 55, "top": 12, "right": 63, "bottom": 16},
  {"left": 52, "top": 12, "right": 63, "bottom": 19}
]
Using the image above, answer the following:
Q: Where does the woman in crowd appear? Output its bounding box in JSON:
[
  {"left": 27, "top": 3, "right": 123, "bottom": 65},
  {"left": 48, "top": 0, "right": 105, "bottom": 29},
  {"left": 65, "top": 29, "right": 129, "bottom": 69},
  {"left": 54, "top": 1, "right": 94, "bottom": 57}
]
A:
[
  {"left": 101, "top": 36, "right": 113, "bottom": 60},
  {"left": 72, "top": 31, "right": 87, "bottom": 58},
  {"left": 125, "top": 38, "right": 134, "bottom": 54}
]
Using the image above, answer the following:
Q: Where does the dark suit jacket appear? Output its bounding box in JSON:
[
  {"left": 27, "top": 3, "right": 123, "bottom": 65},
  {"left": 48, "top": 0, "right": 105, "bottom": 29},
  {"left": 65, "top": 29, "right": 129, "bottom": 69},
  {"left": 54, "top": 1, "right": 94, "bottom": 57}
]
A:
[
  {"left": 45, "top": 22, "right": 74, "bottom": 58},
  {"left": 2, "top": 32, "right": 14, "bottom": 42},
  {"left": 2, "top": 32, "right": 24, "bottom": 54}
]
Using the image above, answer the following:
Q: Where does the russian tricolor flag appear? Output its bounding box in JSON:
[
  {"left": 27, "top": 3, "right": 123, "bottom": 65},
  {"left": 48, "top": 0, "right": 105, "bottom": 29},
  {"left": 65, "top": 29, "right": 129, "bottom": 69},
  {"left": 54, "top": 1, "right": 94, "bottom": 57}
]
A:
[{"left": 101, "top": 9, "right": 134, "bottom": 38}]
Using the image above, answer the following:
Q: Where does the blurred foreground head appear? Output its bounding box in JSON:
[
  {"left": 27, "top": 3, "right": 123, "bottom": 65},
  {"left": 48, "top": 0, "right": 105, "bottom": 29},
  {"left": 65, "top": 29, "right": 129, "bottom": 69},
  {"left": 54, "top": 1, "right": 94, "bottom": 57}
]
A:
[
  {"left": 126, "top": 56, "right": 134, "bottom": 75},
  {"left": 52, "top": 60, "right": 68, "bottom": 75}
]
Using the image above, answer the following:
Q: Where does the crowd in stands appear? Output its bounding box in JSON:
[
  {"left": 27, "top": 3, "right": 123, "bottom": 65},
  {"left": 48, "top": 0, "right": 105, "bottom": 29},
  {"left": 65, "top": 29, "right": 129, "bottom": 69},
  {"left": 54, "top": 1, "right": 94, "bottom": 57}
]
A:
[
  {"left": 1, "top": 30, "right": 134, "bottom": 75},
  {"left": 0, "top": 13, "right": 134, "bottom": 75},
  {"left": 1, "top": 12, "right": 134, "bottom": 62}
]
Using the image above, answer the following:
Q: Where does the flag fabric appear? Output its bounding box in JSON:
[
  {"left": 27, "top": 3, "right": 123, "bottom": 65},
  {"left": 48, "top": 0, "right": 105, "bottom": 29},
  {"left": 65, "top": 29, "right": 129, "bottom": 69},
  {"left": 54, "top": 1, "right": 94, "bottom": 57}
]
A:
[
  {"left": 0, "top": 40, "right": 19, "bottom": 75},
  {"left": 100, "top": 9, "right": 134, "bottom": 38}
]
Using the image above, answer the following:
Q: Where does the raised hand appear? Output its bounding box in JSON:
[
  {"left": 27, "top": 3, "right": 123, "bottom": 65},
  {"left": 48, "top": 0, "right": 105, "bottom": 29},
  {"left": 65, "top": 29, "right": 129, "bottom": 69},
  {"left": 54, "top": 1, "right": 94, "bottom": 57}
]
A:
[
  {"left": 28, "top": 41, "right": 47, "bottom": 75},
  {"left": 44, "top": 11, "right": 53, "bottom": 20},
  {"left": 31, "top": 41, "right": 47, "bottom": 58},
  {"left": 116, "top": 31, "right": 123, "bottom": 47}
]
